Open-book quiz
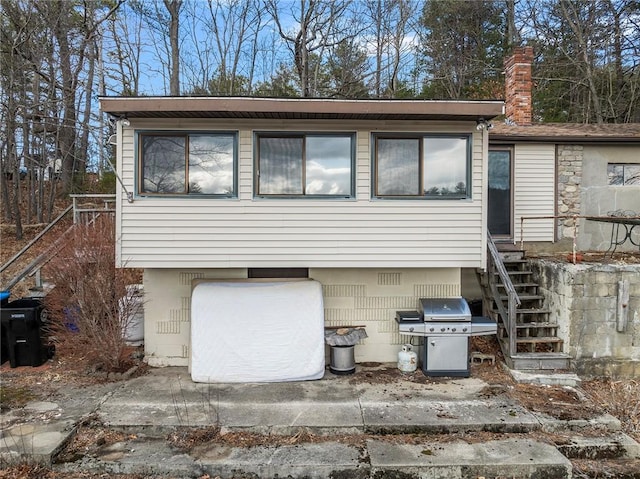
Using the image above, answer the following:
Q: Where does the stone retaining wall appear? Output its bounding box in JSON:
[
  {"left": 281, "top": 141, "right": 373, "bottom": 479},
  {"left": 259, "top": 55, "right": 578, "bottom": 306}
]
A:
[{"left": 531, "top": 259, "right": 640, "bottom": 377}]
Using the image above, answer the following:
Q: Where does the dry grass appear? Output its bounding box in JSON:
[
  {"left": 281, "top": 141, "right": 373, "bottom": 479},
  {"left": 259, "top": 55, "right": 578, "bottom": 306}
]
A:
[{"left": 582, "top": 378, "right": 640, "bottom": 442}]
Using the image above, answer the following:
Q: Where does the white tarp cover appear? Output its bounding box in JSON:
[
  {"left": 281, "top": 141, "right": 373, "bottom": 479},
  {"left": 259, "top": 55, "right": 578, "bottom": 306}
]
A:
[{"left": 190, "top": 280, "right": 325, "bottom": 383}]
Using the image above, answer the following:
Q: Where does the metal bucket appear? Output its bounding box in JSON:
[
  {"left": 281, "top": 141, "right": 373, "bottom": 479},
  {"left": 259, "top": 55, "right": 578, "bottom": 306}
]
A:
[{"left": 329, "top": 345, "right": 355, "bottom": 375}]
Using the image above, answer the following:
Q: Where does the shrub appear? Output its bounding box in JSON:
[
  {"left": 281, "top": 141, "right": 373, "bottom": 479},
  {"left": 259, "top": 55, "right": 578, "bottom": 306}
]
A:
[{"left": 44, "top": 216, "right": 142, "bottom": 372}]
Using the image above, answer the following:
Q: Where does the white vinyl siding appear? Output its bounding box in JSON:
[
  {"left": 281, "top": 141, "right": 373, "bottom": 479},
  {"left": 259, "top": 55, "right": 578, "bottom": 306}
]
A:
[
  {"left": 513, "top": 143, "right": 556, "bottom": 242},
  {"left": 116, "top": 119, "right": 485, "bottom": 269}
]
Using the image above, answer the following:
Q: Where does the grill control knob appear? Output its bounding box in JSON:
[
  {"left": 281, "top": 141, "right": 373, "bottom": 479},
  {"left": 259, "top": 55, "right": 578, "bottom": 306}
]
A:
[
  {"left": 440, "top": 327, "right": 446, "bottom": 332},
  {"left": 429, "top": 327, "right": 435, "bottom": 332},
  {"left": 451, "top": 328, "right": 457, "bottom": 332},
  {"left": 409, "top": 327, "right": 414, "bottom": 332},
  {"left": 462, "top": 327, "right": 468, "bottom": 332}
]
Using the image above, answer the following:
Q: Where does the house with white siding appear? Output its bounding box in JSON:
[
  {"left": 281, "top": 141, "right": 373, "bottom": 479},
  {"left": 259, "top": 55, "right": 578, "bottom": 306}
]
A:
[
  {"left": 102, "top": 46, "right": 639, "bottom": 372},
  {"left": 100, "top": 95, "right": 507, "bottom": 367}
]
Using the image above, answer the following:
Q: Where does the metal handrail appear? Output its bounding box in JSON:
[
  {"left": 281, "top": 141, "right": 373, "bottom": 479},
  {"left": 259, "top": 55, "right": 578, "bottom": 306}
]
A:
[
  {"left": 487, "top": 233, "right": 522, "bottom": 357},
  {"left": 0, "top": 204, "right": 73, "bottom": 274},
  {"left": 1, "top": 224, "right": 77, "bottom": 291},
  {"left": 70, "top": 194, "right": 116, "bottom": 224}
]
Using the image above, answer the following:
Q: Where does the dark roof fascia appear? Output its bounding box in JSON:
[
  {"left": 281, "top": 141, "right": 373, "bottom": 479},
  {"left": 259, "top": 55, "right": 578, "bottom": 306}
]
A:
[{"left": 98, "top": 96, "right": 504, "bottom": 121}]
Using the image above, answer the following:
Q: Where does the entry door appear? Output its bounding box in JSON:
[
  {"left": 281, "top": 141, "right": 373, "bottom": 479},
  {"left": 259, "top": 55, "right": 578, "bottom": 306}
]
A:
[{"left": 488, "top": 148, "right": 513, "bottom": 238}]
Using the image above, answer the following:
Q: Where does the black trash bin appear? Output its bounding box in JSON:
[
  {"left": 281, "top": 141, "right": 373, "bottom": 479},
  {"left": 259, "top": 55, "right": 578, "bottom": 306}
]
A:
[
  {"left": 1, "top": 292, "right": 9, "bottom": 364},
  {"left": 0, "top": 298, "right": 52, "bottom": 368}
]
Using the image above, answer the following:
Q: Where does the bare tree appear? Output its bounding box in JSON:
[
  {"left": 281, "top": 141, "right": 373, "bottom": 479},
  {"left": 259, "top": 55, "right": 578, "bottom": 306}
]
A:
[
  {"left": 164, "top": 0, "right": 182, "bottom": 95},
  {"left": 525, "top": 0, "right": 640, "bottom": 123},
  {"left": 131, "top": 0, "right": 183, "bottom": 95},
  {"left": 106, "top": 4, "right": 144, "bottom": 96},
  {"left": 557, "top": 0, "right": 605, "bottom": 123},
  {"left": 265, "top": 0, "right": 354, "bottom": 97},
  {"left": 183, "top": 0, "right": 264, "bottom": 95},
  {"left": 46, "top": 0, "right": 123, "bottom": 192},
  {"left": 364, "top": 0, "right": 415, "bottom": 97}
]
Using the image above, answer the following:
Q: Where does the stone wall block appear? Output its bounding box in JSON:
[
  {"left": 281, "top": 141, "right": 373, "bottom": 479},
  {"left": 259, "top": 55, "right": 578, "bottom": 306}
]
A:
[{"left": 585, "top": 282, "right": 616, "bottom": 297}]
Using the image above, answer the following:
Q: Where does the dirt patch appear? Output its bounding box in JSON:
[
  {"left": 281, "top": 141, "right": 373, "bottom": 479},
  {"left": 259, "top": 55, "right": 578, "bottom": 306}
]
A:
[
  {"left": 509, "top": 383, "right": 600, "bottom": 421},
  {"left": 0, "top": 464, "right": 148, "bottom": 479},
  {"left": 56, "top": 416, "right": 133, "bottom": 464},
  {"left": 572, "top": 458, "right": 640, "bottom": 478},
  {"left": 582, "top": 378, "right": 640, "bottom": 439}
]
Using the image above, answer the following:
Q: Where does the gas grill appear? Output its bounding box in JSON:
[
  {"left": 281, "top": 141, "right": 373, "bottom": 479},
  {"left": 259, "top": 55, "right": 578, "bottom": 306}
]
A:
[{"left": 395, "top": 297, "right": 497, "bottom": 377}]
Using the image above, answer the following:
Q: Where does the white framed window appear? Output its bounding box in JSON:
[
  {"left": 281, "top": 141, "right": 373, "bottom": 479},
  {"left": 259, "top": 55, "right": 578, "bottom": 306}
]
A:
[
  {"left": 139, "top": 132, "right": 237, "bottom": 196},
  {"left": 373, "top": 134, "right": 471, "bottom": 199},
  {"left": 255, "top": 133, "right": 354, "bottom": 197}
]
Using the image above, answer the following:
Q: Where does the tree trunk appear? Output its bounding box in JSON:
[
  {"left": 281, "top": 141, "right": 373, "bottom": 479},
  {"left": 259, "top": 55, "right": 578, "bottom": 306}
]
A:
[
  {"left": 53, "top": 2, "right": 78, "bottom": 194},
  {"left": 164, "top": 0, "right": 182, "bottom": 95}
]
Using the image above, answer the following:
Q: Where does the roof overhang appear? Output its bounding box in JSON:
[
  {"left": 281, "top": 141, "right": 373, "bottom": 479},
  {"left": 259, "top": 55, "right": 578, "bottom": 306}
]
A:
[
  {"left": 99, "top": 96, "right": 504, "bottom": 122},
  {"left": 490, "top": 123, "right": 640, "bottom": 144}
]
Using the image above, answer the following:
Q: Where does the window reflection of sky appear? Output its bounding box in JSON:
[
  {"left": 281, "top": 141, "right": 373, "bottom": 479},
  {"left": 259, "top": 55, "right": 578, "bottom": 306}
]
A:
[
  {"left": 143, "top": 136, "right": 185, "bottom": 193},
  {"left": 306, "top": 137, "right": 351, "bottom": 195},
  {"left": 375, "top": 136, "right": 468, "bottom": 196},
  {"left": 423, "top": 138, "right": 467, "bottom": 193},
  {"left": 189, "top": 135, "right": 234, "bottom": 194},
  {"left": 259, "top": 136, "right": 352, "bottom": 195}
]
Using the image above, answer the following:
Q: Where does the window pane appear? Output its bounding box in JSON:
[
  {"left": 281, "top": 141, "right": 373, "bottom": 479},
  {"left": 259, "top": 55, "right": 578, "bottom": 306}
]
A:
[
  {"left": 488, "top": 150, "right": 511, "bottom": 235},
  {"left": 142, "top": 136, "right": 186, "bottom": 193},
  {"left": 608, "top": 164, "right": 623, "bottom": 185},
  {"left": 259, "top": 137, "right": 303, "bottom": 194},
  {"left": 189, "top": 135, "right": 234, "bottom": 194},
  {"left": 305, "top": 136, "right": 352, "bottom": 195},
  {"left": 424, "top": 137, "right": 468, "bottom": 196},
  {"left": 377, "top": 138, "right": 420, "bottom": 195},
  {"left": 623, "top": 165, "right": 640, "bottom": 185}
]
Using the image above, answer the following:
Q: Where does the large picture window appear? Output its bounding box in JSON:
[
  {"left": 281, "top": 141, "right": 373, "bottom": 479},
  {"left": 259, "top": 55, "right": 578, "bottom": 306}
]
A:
[
  {"left": 139, "top": 132, "right": 236, "bottom": 196},
  {"left": 256, "top": 133, "right": 354, "bottom": 197},
  {"left": 374, "top": 135, "right": 470, "bottom": 198}
]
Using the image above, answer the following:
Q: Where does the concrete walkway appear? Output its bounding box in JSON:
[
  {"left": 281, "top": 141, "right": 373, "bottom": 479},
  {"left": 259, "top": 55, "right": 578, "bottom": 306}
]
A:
[{"left": 1, "top": 365, "right": 639, "bottom": 478}]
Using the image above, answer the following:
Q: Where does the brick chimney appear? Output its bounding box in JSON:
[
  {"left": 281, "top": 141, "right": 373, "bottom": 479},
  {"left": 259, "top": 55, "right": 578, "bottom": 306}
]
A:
[{"left": 504, "top": 46, "right": 533, "bottom": 125}]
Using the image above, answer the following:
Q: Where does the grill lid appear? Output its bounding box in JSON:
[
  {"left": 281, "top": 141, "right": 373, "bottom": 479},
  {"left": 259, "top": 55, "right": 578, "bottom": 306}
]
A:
[{"left": 420, "top": 297, "right": 471, "bottom": 321}]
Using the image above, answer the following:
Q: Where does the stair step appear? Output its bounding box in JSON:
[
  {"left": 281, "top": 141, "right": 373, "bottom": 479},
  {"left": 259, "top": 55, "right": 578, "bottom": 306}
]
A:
[
  {"left": 493, "top": 271, "right": 533, "bottom": 277},
  {"left": 504, "top": 350, "right": 572, "bottom": 371},
  {"left": 515, "top": 308, "right": 551, "bottom": 315},
  {"left": 516, "top": 322, "right": 558, "bottom": 329},
  {"left": 491, "top": 310, "right": 552, "bottom": 321},
  {"left": 555, "top": 433, "right": 640, "bottom": 459},
  {"left": 499, "top": 294, "right": 544, "bottom": 302},
  {"left": 491, "top": 308, "right": 551, "bottom": 315},
  {"left": 498, "top": 284, "right": 540, "bottom": 294},
  {"left": 516, "top": 336, "right": 563, "bottom": 344},
  {"left": 516, "top": 336, "right": 564, "bottom": 354},
  {"left": 501, "top": 258, "right": 528, "bottom": 264},
  {"left": 497, "top": 250, "right": 526, "bottom": 260}
]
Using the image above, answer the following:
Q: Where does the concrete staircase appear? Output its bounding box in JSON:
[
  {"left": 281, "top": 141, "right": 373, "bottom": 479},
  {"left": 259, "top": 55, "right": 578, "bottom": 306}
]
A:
[{"left": 482, "top": 243, "right": 571, "bottom": 371}]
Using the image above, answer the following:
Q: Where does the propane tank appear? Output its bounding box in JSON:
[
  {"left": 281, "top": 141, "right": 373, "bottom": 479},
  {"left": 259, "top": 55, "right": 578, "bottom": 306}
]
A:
[{"left": 397, "top": 344, "right": 417, "bottom": 373}]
